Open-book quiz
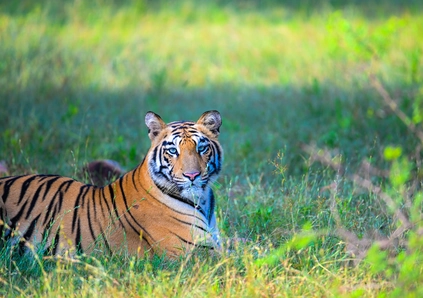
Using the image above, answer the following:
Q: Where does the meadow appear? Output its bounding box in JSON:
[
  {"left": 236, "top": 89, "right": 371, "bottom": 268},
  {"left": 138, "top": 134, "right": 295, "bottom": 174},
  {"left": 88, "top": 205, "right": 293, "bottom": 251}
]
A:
[{"left": 1, "top": 0, "right": 423, "bottom": 296}]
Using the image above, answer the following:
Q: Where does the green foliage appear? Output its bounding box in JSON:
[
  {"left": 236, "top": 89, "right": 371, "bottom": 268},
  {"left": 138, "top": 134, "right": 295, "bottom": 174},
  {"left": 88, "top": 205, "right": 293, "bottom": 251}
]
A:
[
  {"left": 383, "top": 146, "right": 402, "bottom": 161},
  {"left": 254, "top": 222, "right": 317, "bottom": 267},
  {"left": 326, "top": 11, "right": 406, "bottom": 61},
  {"left": 366, "top": 244, "right": 389, "bottom": 275},
  {"left": 1, "top": 0, "right": 423, "bottom": 296},
  {"left": 358, "top": 145, "right": 423, "bottom": 296},
  {"left": 389, "top": 156, "right": 411, "bottom": 188}
]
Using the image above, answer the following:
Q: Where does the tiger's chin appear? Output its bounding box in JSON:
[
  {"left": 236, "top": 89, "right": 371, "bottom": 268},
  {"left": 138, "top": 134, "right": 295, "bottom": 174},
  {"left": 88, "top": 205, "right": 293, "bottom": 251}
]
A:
[{"left": 180, "top": 186, "right": 207, "bottom": 203}]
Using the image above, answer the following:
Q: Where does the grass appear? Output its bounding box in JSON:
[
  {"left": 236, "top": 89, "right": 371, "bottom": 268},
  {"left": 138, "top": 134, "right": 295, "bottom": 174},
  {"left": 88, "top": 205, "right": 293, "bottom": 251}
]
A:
[{"left": 1, "top": 0, "right": 423, "bottom": 296}]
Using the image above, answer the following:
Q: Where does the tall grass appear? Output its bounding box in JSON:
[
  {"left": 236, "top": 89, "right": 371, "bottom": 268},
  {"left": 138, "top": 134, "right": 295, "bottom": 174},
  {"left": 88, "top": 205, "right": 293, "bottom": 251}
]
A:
[{"left": 1, "top": 0, "right": 423, "bottom": 296}]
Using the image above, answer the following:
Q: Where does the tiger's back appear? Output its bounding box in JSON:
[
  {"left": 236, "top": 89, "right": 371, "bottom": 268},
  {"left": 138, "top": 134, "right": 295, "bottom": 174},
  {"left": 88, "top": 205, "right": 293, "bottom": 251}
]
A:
[{"left": 0, "top": 110, "right": 223, "bottom": 257}]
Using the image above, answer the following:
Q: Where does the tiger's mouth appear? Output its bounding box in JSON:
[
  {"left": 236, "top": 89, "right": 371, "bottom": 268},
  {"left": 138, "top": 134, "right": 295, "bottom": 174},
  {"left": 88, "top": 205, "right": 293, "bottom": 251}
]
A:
[
  {"left": 172, "top": 175, "right": 208, "bottom": 199},
  {"left": 176, "top": 177, "right": 207, "bottom": 191}
]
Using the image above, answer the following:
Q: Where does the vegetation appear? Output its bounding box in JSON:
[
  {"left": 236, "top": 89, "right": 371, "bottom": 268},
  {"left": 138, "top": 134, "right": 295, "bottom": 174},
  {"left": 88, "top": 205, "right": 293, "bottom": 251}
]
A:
[{"left": 1, "top": 0, "right": 423, "bottom": 296}]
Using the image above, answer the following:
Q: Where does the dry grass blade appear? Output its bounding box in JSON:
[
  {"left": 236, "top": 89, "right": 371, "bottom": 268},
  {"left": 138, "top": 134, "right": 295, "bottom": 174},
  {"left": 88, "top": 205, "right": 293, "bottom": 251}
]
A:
[
  {"left": 302, "top": 143, "right": 413, "bottom": 264},
  {"left": 369, "top": 74, "right": 423, "bottom": 144}
]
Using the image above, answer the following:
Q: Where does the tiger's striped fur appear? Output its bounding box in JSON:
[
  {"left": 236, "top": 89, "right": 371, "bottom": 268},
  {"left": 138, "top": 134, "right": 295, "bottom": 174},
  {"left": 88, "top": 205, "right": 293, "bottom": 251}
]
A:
[{"left": 0, "top": 111, "right": 223, "bottom": 257}]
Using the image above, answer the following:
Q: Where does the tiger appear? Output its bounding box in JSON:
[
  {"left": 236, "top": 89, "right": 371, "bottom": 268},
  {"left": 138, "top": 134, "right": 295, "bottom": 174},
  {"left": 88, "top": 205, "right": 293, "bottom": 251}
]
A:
[{"left": 0, "top": 110, "right": 223, "bottom": 258}]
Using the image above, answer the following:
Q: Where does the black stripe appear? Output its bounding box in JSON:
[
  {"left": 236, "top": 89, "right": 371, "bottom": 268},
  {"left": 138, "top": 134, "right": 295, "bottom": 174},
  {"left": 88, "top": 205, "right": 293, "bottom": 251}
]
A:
[
  {"left": 24, "top": 182, "right": 45, "bottom": 220},
  {"left": 57, "top": 189, "right": 64, "bottom": 213},
  {"left": 98, "top": 187, "right": 105, "bottom": 217},
  {"left": 10, "top": 200, "right": 29, "bottom": 228},
  {"left": 41, "top": 176, "right": 61, "bottom": 202},
  {"left": 99, "top": 226, "right": 112, "bottom": 254},
  {"left": 56, "top": 179, "right": 74, "bottom": 193},
  {"left": 119, "top": 178, "right": 130, "bottom": 210},
  {"left": 90, "top": 188, "right": 97, "bottom": 221},
  {"left": 131, "top": 169, "right": 139, "bottom": 192},
  {"left": 205, "top": 151, "right": 217, "bottom": 176},
  {"left": 42, "top": 192, "right": 59, "bottom": 225},
  {"left": 208, "top": 189, "right": 215, "bottom": 223},
  {"left": 56, "top": 180, "right": 73, "bottom": 212},
  {"left": 63, "top": 179, "right": 74, "bottom": 192},
  {"left": 49, "top": 202, "right": 60, "bottom": 231},
  {"left": 23, "top": 214, "right": 41, "bottom": 240},
  {"left": 109, "top": 184, "right": 121, "bottom": 221},
  {"left": 172, "top": 126, "right": 187, "bottom": 133},
  {"left": 121, "top": 213, "right": 148, "bottom": 242},
  {"left": 108, "top": 184, "right": 115, "bottom": 199},
  {"left": 56, "top": 180, "right": 73, "bottom": 215},
  {"left": 170, "top": 121, "right": 184, "bottom": 127},
  {"left": 72, "top": 186, "right": 90, "bottom": 233},
  {"left": 100, "top": 188, "right": 116, "bottom": 231},
  {"left": 50, "top": 227, "right": 61, "bottom": 255},
  {"left": 75, "top": 218, "right": 83, "bottom": 253},
  {"left": 99, "top": 188, "right": 108, "bottom": 220},
  {"left": 211, "top": 140, "right": 222, "bottom": 172},
  {"left": 87, "top": 191, "right": 97, "bottom": 242},
  {"left": 163, "top": 153, "right": 170, "bottom": 164},
  {"left": 152, "top": 146, "right": 158, "bottom": 163},
  {"left": 2, "top": 175, "right": 25, "bottom": 204},
  {"left": 108, "top": 183, "right": 128, "bottom": 235},
  {"left": 162, "top": 140, "right": 175, "bottom": 146},
  {"left": 118, "top": 212, "right": 154, "bottom": 249},
  {"left": 171, "top": 216, "right": 208, "bottom": 233},
  {"left": 38, "top": 175, "right": 56, "bottom": 182},
  {"left": 119, "top": 178, "right": 155, "bottom": 245},
  {"left": 41, "top": 179, "right": 71, "bottom": 226},
  {"left": 17, "top": 175, "right": 38, "bottom": 204},
  {"left": 171, "top": 232, "right": 214, "bottom": 250}
]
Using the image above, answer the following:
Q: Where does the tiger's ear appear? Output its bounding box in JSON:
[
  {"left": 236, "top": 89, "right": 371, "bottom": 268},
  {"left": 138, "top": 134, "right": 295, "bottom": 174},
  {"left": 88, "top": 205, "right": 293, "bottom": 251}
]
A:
[
  {"left": 196, "top": 110, "right": 222, "bottom": 137},
  {"left": 145, "top": 111, "right": 166, "bottom": 141}
]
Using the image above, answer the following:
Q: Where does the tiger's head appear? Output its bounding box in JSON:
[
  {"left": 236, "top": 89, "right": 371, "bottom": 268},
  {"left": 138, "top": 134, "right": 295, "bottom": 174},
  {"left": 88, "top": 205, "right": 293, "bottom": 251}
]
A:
[{"left": 145, "top": 111, "right": 223, "bottom": 203}]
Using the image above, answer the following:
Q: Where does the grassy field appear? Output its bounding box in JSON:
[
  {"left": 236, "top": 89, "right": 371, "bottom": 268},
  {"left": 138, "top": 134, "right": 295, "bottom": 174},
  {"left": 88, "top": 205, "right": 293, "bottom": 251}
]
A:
[{"left": 1, "top": 0, "right": 423, "bottom": 296}]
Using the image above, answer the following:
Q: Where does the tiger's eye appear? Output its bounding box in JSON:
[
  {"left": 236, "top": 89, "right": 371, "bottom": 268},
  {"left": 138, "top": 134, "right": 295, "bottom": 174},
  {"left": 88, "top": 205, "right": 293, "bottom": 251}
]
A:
[
  {"left": 198, "top": 145, "right": 209, "bottom": 154},
  {"left": 167, "top": 148, "right": 178, "bottom": 155}
]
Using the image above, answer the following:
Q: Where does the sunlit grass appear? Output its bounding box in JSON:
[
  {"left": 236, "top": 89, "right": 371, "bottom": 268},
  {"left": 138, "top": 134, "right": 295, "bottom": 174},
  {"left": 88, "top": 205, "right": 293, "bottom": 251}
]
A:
[{"left": 2, "top": 1, "right": 421, "bottom": 92}]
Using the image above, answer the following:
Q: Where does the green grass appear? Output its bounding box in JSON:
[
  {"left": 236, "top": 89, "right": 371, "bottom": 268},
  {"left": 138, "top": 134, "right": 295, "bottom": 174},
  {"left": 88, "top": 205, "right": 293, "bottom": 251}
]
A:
[{"left": 1, "top": 0, "right": 423, "bottom": 296}]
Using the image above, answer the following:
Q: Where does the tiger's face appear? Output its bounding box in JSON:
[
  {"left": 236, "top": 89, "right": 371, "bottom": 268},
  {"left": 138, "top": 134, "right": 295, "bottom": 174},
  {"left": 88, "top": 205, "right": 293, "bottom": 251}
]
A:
[{"left": 145, "top": 111, "right": 223, "bottom": 203}]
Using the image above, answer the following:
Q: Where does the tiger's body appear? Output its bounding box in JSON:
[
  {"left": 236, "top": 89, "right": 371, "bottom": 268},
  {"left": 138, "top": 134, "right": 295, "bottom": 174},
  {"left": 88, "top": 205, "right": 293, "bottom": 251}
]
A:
[{"left": 0, "top": 111, "right": 223, "bottom": 257}]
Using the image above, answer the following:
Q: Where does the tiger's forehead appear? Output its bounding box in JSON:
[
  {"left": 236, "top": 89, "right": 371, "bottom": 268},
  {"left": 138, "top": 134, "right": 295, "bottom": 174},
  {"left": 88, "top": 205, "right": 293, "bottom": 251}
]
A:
[
  {"left": 164, "top": 121, "right": 208, "bottom": 143},
  {"left": 167, "top": 120, "right": 195, "bottom": 127}
]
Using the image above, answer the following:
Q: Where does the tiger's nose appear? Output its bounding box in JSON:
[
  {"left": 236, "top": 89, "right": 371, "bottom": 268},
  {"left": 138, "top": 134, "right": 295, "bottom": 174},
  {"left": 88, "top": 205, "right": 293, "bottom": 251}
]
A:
[{"left": 183, "top": 171, "right": 201, "bottom": 181}]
